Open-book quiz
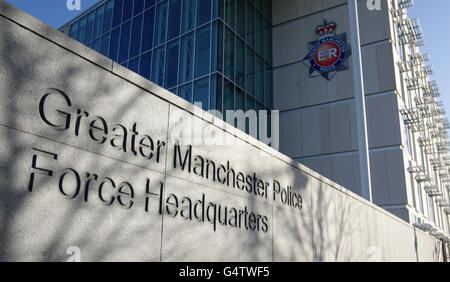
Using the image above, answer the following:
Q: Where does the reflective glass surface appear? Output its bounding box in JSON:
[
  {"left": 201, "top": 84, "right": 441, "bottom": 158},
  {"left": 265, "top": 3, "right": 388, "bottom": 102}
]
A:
[{"left": 64, "top": 0, "right": 273, "bottom": 128}]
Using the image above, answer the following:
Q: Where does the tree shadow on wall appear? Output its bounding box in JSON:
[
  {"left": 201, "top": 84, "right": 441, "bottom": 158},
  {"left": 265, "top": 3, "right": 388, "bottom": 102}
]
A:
[
  {"left": 269, "top": 167, "right": 359, "bottom": 262},
  {"left": 0, "top": 10, "right": 165, "bottom": 262},
  {"left": 0, "top": 13, "right": 364, "bottom": 262},
  {"left": 0, "top": 5, "right": 440, "bottom": 263}
]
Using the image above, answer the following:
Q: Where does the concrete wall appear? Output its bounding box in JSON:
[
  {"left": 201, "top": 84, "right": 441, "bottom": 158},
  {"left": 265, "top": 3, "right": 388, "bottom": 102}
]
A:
[
  {"left": 272, "top": 0, "right": 414, "bottom": 220},
  {"left": 0, "top": 1, "right": 443, "bottom": 262}
]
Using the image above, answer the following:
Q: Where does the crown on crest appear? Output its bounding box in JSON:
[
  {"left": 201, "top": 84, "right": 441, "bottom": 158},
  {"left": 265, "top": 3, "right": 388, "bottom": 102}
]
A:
[{"left": 316, "top": 21, "right": 336, "bottom": 38}]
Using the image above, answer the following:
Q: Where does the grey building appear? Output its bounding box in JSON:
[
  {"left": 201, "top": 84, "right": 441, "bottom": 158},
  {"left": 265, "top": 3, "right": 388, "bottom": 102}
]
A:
[
  {"left": 272, "top": 0, "right": 450, "bottom": 239},
  {"left": 60, "top": 0, "right": 450, "bottom": 245}
]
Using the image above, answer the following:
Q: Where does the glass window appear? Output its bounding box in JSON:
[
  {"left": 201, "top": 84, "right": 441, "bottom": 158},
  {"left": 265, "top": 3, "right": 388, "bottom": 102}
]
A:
[
  {"left": 212, "top": 0, "right": 224, "bottom": 19},
  {"left": 168, "top": 0, "right": 181, "bottom": 40},
  {"left": 267, "top": 110, "right": 271, "bottom": 141},
  {"left": 195, "top": 24, "right": 211, "bottom": 78},
  {"left": 264, "top": 19, "right": 272, "bottom": 64},
  {"left": 211, "top": 21, "right": 218, "bottom": 72},
  {"left": 197, "top": 0, "right": 211, "bottom": 27},
  {"left": 145, "top": 0, "right": 155, "bottom": 9},
  {"left": 85, "top": 11, "right": 96, "bottom": 43},
  {"left": 103, "top": 0, "right": 114, "bottom": 33},
  {"left": 112, "top": 0, "right": 123, "bottom": 28},
  {"left": 194, "top": 78, "right": 209, "bottom": 111},
  {"left": 179, "top": 32, "right": 195, "bottom": 83},
  {"left": 118, "top": 21, "right": 131, "bottom": 63},
  {"left": 263, "top": 0, "right": 271, "bottom": 21},
  {"left": 224, "top": 27, "right": 234, "bottom": 80},
  {"left": 223, "top": 78, "right": 234, "bottom": 122},
  {"left": 155, "top": 1, "right": 168, "bottom": 46},
  {"left": 235, "top": 88, "right": 245, "bottom": 131},
  {"left": 246, "top": 1, "right": 255, "bottom": 48},
  {"left": 100, "top": 33, "right": 110, "bottom": 56},
  {"left": 255, "top": 0, "right": 263, "bottom": 12},
  {"left": 236, "top": 38, "right": 245, "bottom": 88},
  {"left": 236, "top": 87, "right": 245, "bottom": 111},
  {"left": 256, "top": 101, "right": 264, "bottom": 139},
  {"left": 123, "top": 0, "right": 133, "bottom": 21},
  {"left": 130, "top": 15, "right": 143, "bottom": 58},
  {"left": 76, "top": 16, "right": 87, "bottom": 43},
  {"left": 210, "top": 73, "right": 223, "bottom": 113},
  {"left": 152, "top": 46, "right": 165, "bottom": 86},
  {"left": 256, "top": 11, "right": 263, "bottom": 56},
  {"left": 109, "top": 27, "right": 120, "bottom": 61},
  {"left": 246, "top": 46, "right": 255, "bottom": 96},
  {"left": 178, "top": 83, "right": 193, "bottom": 103},
  {"left": 139, "top": 51, "right": 152, "bottom": 79},
  {"left": 255, "top": 54, "right": 264, "bottom": 102},
  {"left": 245, "top": 94, "right": 256, "bottom": 136},
  {"left": 168, "top": 87, "right": 177, "bottom": 95},
  {"left": 225, "top": 0, "right": 235, "bottom": 30},
  {"left": 236, "top": 0, "right": 245, "bottom": 37},
  {"left": 92, "top": 38, "right": 101, "bottom": 52},
  {"left": 264, "top": 68, "right": 273, "bottom": 108},
  {"left": 211, "top": 20, "right": 223, "bottom": 73},
  {"left": 165, "top": 39, "right": 180, "bottom": 89},
  {"left": 134, "top": 0, "right": 145, "bottom": 16},
  {"left": 129, "top": 57, "right": 140, "bottom": 73},
  {"left": 142, "top": 8, "right": 155, "bottom": 52},
  {"left": 94, "top": 5, "right": 105, "bottom": 39},
  {"left": 69, "top": 21, "right": 78, "bottom": 39},
  {"left": 246, "top": 94, "right": 255, "bottom": 111},
  {"left": 181, "top": 0, "right": 196, "bottom": 33}
]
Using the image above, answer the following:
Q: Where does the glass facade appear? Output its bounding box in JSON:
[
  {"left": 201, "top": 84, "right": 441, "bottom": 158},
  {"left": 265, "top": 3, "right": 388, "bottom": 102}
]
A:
[{"left": 62, "top": 0, "right": 273, "bottom": 130}]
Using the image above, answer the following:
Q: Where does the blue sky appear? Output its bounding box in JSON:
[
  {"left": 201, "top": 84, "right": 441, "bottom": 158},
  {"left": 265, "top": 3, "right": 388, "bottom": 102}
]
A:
[
  {"left": 4, "top": 0, "right": 450, "bottom": 119},
  {"left": 408, "top": 0, "right": 450, "bottom": 120},
  {"left": 4, "top": 0, "right": 100, "bottom": 28}
]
